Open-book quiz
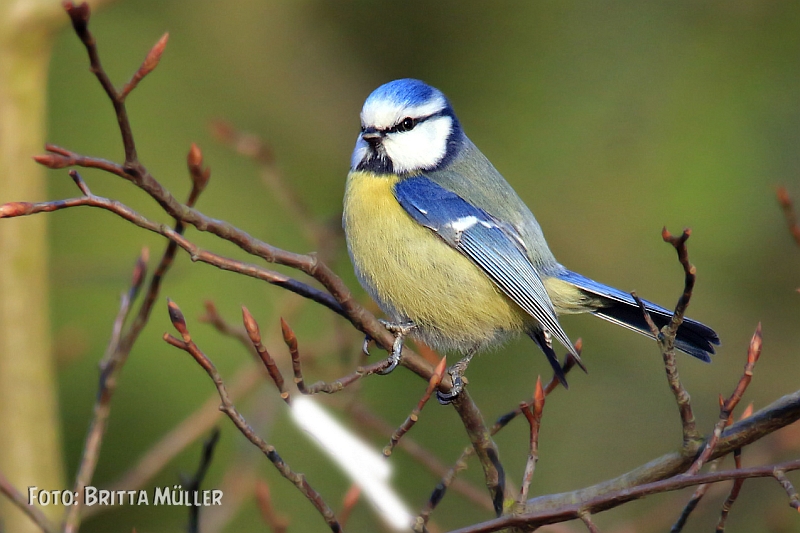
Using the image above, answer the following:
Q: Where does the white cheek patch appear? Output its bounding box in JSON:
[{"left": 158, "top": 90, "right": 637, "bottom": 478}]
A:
[
  {"left": 361, "top": 95, "right": 446, "bottom": 131},
  {"left": 383, "top": 116, "right": 452, "bottom": 174}
]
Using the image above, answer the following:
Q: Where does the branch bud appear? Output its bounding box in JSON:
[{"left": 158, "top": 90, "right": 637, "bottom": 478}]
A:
[
  {"left": 280, "top": 317, "right": 297, "bottom": 351},
  {"left": 33, "top": 153, "right": 71, "bottom": 169},
  {"left": 167, "top": 299, "right": 189, "bottom": 341},
  {"left": 0, "top": 202, "right": 34, "bottom": 218},
  {"left": 187, "top": 143, "right": 211, "bottom": 192},
  {"left": 242, "top": 306, "right": 261, "bottom": 344}
]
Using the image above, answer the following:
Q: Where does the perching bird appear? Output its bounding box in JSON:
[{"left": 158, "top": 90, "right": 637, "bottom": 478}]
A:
[{"left": 343, "top": 79, "right": 719, "bottom": 402}]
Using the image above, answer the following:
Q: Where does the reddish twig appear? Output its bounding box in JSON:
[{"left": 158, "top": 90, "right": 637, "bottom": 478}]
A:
[
  {"left": 777, "top": 186, "right": 800, "bottom": 247},
  {"left": 255, "top": 480, "right": 289, "bottom": 533},
  {"left": 687, "top": 324, "right": 761, "bottom": 475},
  {"left": 338, "top": 484, "right": 361, "bottom": 530},
  {"left": 385, "top": 357, "right": 447, "bottom": 457},
  {"left": 715, "top": 451, "right": 743, "bottom": 532},
  {"left": 163, "top": 300, "right": 342, "bottom": 532},
  {"left": 64, "top": 1, "right": 139, "bottom": 163},
  {"left": 243, "top": 307, "right": 290, "bottom": 404},
  {"left": 517, "top": 376, "right": 545, "bottom": 506},
  {"left": 120, "top": 32, "right": 169, "bottom": 101},
  {"left": 281, "top": 317, "right": 391, "bottom": 394}
]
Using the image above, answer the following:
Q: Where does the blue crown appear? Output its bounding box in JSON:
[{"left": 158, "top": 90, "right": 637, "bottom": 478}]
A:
[{"left": 365, "top": 79, "right": 442, "bottom": 109}]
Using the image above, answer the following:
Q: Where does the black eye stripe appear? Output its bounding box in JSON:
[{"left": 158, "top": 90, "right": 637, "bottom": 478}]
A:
[{"left": 383, "top": 110, "right": 446, "bottom": 134}]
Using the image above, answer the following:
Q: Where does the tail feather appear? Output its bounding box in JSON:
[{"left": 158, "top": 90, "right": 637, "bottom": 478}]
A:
[{"left": 555, "top": 270, "right": 720, "bottom": 362}]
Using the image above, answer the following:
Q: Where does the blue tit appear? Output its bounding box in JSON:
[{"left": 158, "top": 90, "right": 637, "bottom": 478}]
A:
[{"left": 343, "top": 78, "right": 719, "bottom": 402}]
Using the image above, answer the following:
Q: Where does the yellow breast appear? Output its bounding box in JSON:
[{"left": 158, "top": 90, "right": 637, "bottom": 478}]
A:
[{"left": 343, "top": 171, "right": 530, "bottom": 352}]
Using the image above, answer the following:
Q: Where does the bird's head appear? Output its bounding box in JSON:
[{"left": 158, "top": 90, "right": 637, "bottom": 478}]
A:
[{"left": 351, "top": 79, "right": 463, "bottom": 176}]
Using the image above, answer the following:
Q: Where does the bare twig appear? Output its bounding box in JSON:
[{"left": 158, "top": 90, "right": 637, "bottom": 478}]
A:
[
  {"left": 777, "top": 186, "right": 800, "bottom": 247},
  {"left": 632, "top": 228, "right": 701, "bottom": 448},
  {"left": 255, "top": 480, "right": 289, "bottom": 533},
  {"left": 243, "top": 307, "right": 290, "bottom": 404},
  {"left": 338, "top": 484, "right": 361, "bottom": 530},
  {"left": 183, "top": 428, "right": 221, "bottom": 533},
  {"left": 688, "top": 324, "right": 761, "bottom": 475},
  {"left": 120, "top": 33, "right": 169, "bottom": 101},
  {"left": 418, "top": 341, "right": 582, "bottom": 527},
  {"left": 773, "top": 468, "right": 800, "bottom": 511},
  {"left": 0, "top": 470, "right": 57, "bottom": 533},
  {"left": 64, "top": 1, "right": 139, "bottom": 163},
  {"left": 448, "top": 458, "right": 800, "bottom": 533},
  {"left": 670, "top": 459, "right": 720, "bottom": 532},
  {"left": 579, "top": 510, "right": 600, "bottom": 533},
  {"left": 348, "top": 403, "right": 492, "bottom": 512},
  {"left": 385, "top": 357, "right": 447, "bottom": 457},
  {"left": 715, "top": 449, "right": 744, "bottom": 532},
  {"left": 523, "top": 389, "right": 800, "bottom": 514},
  {"left": 517, "top": 376, "right": 545, "bottom": 506},
  {"left": 92, "top": 364, "right": 262, "bottom": 514},
  {"left": 164, "top": 300, "right": 341, "bottom": 531},
  {"left": 282, "top": 317, "right": 391, "bottom": 394}
]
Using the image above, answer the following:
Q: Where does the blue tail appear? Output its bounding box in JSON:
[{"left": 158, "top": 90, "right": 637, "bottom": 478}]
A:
[{"left": 555, "top": 270, "right": 720, "bottom": 362}]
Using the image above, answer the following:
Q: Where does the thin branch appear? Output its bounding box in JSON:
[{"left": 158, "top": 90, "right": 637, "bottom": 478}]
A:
[
  {"left": 418, "top": 341, "right": 582, "bottom": 527},
  {"left": 517, "top": 376, "right": 545, "bottom": 506},
  {"left": 0, "top": 470, "right": 57, "bottom": 533},
  {"left": 120, "top": 33, "right": 169, "bottom": 101},
  {"left": 338, "top": 484, "right": 361, "bottom": 531},
  {"left": 0, "top": 186, "right": 345, "bottom": 317},
  {"left": 451, "top": 390, "right": 506, "bottom": 518},
  {"left": 773, "top": 468, "right": 800, "bottom": 511},
  {"left": 715, "top": 449, "right": 744, "bottom": 532},
  {"left": 776, "top": 186, "right": 800, "bottom": 247},
  {"left": 89, "top": 364, "right": 262, "bottom": 516},
  {"left": 384, "top": 357, "right": 447, "bottom": 457},
  {"left": 183, "top": 428, "right": 221, "bottom": 533},
  {"left": 447, "top": 458, "right": 800, "bottom": 533},
  {"left": 242, "top": 307, "right": 290, "bottom": 404},
  {"left": 579, "top": 511, "right": 600, "bottom": 533},
  {"left": 255, "top": 480, "right": 289, "bottom": 533},
  {"left": 64, "top": 1, "right": 139, "bottom": 163},
  {"left": 522, "top": 389, "right": 800, "bottom": 515},
  {"left": 688, "top": 324, "right": 761, "bottom": 475},
  {"left": 164, "top": 300, "right": 342, "bottom": 532},
  {"left": 633, "top": 228, "right": 701, "bottom": 448},
  {"left": 282, "top": 317, "right": 391, "bottom": 394},
  {"left": 670, "top": 458, "right": 720, "bottom": 533},
  {"left": 348, "top": 402, "right": 492, "bottom": 512}
]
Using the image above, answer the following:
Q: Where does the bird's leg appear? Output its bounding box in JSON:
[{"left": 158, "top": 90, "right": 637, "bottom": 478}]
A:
[
  {"left": 437, "top": 347, "right": 478, "bottom": 405},
  {"left": 362, "top": 320, "right": 417, "bottom": 375}
]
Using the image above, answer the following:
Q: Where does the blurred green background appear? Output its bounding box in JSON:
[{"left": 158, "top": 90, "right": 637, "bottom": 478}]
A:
[{"left": 30, "top": 0, "right": 800, "bottom": 531}]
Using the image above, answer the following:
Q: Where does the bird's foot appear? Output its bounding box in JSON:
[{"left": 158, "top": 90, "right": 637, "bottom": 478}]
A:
[
  {"left": 436, "top": 353, "right": 474, "bottom": 405},
  {"left": 362, "top": 320, "right": 416, "bottom": 375}
]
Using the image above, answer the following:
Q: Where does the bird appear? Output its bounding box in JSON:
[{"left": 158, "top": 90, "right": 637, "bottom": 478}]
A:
[{"left": 342, "top": 78, "right": 719, "bottom": 403}]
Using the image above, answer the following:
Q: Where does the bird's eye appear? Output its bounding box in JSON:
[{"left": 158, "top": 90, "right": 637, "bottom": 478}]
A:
[{"left": 398, "top": 117, "right": 415, "bottom": 132}]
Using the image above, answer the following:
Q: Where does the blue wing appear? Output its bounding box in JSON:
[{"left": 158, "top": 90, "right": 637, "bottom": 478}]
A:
[{"left": 393, "top": 176, "right": 579, "bottom": 360}]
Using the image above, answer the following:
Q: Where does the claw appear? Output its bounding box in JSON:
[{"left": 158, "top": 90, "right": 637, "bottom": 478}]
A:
[
  {"left": 436, "top": 372, "right": 464, "bottom": 404},
  {"left": 373, "top": 320, "right": 416, "bottom": 375},
  {"left": 362, "top": 334, "right": 373, "bottom": 356}
]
